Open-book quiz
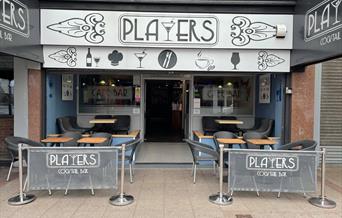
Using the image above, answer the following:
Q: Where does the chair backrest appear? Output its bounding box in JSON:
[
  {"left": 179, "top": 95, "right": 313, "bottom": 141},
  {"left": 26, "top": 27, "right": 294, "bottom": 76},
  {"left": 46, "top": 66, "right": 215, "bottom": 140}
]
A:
[
  {"left": 56, "top": 117, "right": 75, "bottom": 133},
  {"left": 62, "top": 131, "right": 82, "bottom": 147},
  {"left": 113, "top": 115, "right": 131, "bottom": 133},
  {"left": 5, "top": 136, "right": 45, "bottom": 160},
  {"left": 67, "top": 116, "right": 79, "bottom": 129},
  {"left": 124, "top": 138, "right": 142, "bottom": 163},
  {"left": 243, "top": 132, "right": 267, "bottom": 149},
  {"left": 277, "top": 140, "right": 317, "bottom": 151},
  {"left": 254, "top": 118, "right": 274, "bottom": 136},
  {"left": 92, "top": 132, "right": 112, "bottom": 146},
  {"left": 213, "top": 131, "right": 237, "bottom": 151},
  {"left": 201, "top": 116, "right": 219, "bottom": 135},
  {"left": 185, "top": 139, "right": 219, "bottom": 162}
]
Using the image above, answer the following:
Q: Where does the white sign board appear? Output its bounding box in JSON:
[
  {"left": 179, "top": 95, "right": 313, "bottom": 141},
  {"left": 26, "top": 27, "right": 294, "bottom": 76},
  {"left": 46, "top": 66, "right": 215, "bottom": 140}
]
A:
[
  {"left": 43, "top": 46, "right": 290, "bottom": 72},
  {"left": 41, "top": 10, "right": 293, "bottom": 49},
  {"left": 259, "top": 74, "right": 271, "bottom": 104},
  {"left": 61, "top": 74, "right": 73, "bottom": 101}
]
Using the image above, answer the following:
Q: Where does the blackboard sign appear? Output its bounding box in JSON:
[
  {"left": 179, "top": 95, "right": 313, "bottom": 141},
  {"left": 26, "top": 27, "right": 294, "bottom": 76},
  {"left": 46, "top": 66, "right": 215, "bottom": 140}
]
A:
[
  {"left": 292, "top": 0, "right": 342, "bottom": 67},
  {"left": 228, "top": 150, "right": 318, "bottom": 193},
  {"left": 0, "top": 0, "right": 42, "bottom": 62},
  {"left": 27, "top": 147, "right": 118, "bottom": 191}
]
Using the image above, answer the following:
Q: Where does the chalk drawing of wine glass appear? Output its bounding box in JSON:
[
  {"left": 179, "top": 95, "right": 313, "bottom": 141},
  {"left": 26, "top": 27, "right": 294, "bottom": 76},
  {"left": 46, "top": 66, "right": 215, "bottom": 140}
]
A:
[{"left": 94, "top": 57, "right": 100, "bottom": 67}]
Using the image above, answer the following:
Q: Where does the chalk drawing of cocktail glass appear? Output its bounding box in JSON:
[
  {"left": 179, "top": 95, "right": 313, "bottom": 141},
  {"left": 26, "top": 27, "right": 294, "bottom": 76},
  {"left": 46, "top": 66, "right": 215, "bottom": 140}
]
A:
[
  {"left": 94, "top": 57, "right": 100, "bottom": 67},
  {"left": 162, "top": 20, "right": 175, "bottom": 41},
  {"left": 134, "top": 50, "right": 147, "bottom": 68}
]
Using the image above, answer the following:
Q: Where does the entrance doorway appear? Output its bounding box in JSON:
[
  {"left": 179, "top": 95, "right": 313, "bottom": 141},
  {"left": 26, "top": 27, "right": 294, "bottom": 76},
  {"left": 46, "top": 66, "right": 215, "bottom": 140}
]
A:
[{"left": 144, "top": 80, "right": 185, "bottom": 142}]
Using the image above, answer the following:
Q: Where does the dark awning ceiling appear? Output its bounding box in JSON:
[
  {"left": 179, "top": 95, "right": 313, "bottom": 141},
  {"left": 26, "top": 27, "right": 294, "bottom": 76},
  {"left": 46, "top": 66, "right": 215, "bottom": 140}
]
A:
[{"left": 40, "top": 0, "right": 297, "bottom": 14}]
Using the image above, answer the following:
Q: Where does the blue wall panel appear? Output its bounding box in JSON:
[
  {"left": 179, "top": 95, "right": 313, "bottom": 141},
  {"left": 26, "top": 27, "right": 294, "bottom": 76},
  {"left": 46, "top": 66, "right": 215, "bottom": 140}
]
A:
[{"left": 46, "top": 74, "right": 77, "bottom": 135}]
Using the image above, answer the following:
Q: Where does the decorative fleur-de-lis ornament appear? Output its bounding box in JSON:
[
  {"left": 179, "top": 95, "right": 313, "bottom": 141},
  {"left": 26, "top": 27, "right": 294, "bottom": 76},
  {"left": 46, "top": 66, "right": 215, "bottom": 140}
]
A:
[
  {"left": 49, "top": 47, "right": 77, "bottom": 67},
  {"left": 47, "top": 13, "right": 105, "bottom": 44},
  {"left": 231, "top": 16, "right": 277, "bottom": 46},
  {"left": 257, "top": 51, "right": 285, "bottom": 71}
]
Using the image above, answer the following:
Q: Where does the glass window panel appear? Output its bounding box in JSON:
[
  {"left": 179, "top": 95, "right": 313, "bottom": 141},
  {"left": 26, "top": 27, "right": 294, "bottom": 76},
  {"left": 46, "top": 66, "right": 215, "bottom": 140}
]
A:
[
  {"left": 194, "top": 76, "right": 254, "bottom": 115},
  {"left": 0, "top": 78, "right": 14, "bottom": 115},
  {"left": 79, "top": 74, "right": 139, "bottom": 113}
]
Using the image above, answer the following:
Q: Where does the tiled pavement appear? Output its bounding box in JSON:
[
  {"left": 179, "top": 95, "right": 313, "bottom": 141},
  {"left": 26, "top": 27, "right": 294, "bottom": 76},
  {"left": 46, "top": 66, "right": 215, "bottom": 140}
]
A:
[{"left": 0, "top": 166, "right": 341, "bottom": 218}]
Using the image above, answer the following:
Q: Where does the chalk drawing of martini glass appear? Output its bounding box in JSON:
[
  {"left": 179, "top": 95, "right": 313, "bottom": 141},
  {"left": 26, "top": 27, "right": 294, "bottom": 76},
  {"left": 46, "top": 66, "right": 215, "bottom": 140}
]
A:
[
  {"left": 135, "top": 50, "right": 147, "bottom": 68},
  {"left": 162, "top": 20, "right": 175, "bottom": 41}
]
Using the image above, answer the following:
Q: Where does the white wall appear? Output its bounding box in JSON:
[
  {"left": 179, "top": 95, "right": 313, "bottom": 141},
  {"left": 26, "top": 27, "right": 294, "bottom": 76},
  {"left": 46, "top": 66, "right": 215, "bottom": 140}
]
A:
[{"left": 13, "top": 57, "right": 41, "bottom": 137}]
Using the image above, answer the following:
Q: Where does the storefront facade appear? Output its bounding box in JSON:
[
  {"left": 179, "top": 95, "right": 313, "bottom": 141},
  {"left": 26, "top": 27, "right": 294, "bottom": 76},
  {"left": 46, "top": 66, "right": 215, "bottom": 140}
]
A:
[{"left": 40, "top": 2, "right": 294, "bottom": 144}]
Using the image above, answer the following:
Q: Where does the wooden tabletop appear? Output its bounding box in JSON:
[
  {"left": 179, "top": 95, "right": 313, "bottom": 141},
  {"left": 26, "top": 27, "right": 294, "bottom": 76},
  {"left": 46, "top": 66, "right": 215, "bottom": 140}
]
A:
[
  {"left": 89, "top": 119, "right": 117, "bottom": 124},
  {"left": 246, "top": 139, "right": 277, "bottom": 145},
  {"left": 192, "top": 130, "right": 214, "bottom": 139},
  {"left": 77, "top": 137, "right": 108, "bottom": 144},
  {"left": 215, "top": 119, "right": 244, "bottom": 125},
  {"left": 41, "top": 137, "right": 73, "bottom": 143},
  {"left": 47, "top": 134, "right": 91, "bottom": 137},
  {"left": 112, "top": 130, "right": 140, "bottom": 138},
  {"left": 216, "top": 138, "right": 246, "bottom": 144}
]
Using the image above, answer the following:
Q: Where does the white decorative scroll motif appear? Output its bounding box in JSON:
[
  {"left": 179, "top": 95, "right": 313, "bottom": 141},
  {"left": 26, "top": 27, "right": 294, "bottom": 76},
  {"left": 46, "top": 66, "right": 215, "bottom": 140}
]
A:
[
  {"left": 47, "top": 13, "right": 105, "bottom": 44},
  {"left": 257, "top": 51, "right": 285, "bottom": 71},
  {"left": 48, "top": 47, "right": 77, "bottom": 67},
  {"left": 231, "top": 16, "right": 277, "bottom": 46}
]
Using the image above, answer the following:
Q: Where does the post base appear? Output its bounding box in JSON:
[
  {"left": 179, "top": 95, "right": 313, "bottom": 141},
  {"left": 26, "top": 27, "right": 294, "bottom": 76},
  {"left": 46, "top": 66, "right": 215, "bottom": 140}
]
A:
[
  {"left": 209, "top": 193, "right": 233, "bottom": 205},
  {"left": 308, "top": 197, "right": 336, "bottom": 209},
  {"left": 8, "top": 194, "right": 36, "bottom": 206},
  {"left": 109, "top": 194, "right": 134, "bottom": 206}
]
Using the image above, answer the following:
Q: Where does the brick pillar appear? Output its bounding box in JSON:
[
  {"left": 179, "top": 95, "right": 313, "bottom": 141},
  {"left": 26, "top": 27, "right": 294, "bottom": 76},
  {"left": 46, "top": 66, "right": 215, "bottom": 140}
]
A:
[
  {"left": 28, "top": 69, "right": 43, "bottom": 141},
  {"left": 0, "top": 117, "right": 13, "bottom": 159},
  {"left": 291, "top": 65, "right": 315, "bottom": 141}
]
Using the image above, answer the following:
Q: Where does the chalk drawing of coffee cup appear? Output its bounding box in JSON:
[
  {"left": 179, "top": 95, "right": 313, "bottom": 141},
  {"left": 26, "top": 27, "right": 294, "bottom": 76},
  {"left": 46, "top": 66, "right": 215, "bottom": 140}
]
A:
[{"left": 195, "top": 58, "right": 215, "bottom": 71}]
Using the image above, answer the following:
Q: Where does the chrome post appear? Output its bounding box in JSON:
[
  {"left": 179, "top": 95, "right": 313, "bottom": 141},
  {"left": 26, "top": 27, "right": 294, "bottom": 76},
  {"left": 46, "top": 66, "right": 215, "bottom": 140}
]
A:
[
  {"left": 308, "top": 148, "right": 336, "bottom": 208},
  {"left": 109, "top": 144, "right": 134, "bottom": 206},
  {"left": 209, "top": 144, "right": 232, "bottom": 205},
  {"left": 8, "top": 144, "right": 36, "bottom": 205}
]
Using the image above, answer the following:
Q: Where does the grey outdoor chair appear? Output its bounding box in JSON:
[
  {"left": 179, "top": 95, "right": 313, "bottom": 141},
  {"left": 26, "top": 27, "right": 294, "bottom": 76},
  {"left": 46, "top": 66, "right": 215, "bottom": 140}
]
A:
[
  {"left": 213, "top": 131, "right": 239, "bottom": 150},
  {"left": 243, "top": 132, "right": 268, "bottom": 149},
  {"left": 112, "top": 115, "right": 131, "bottom": 134},
  {"left": 62, "top": 131, "right": 82, "bottom": 147},
  {"left": 4, "top": 136, "right": 45, "bottom": 181},
  {"left": 185, "top": 139, "right": 219, "bottom": 184},
  {"left": 118, "top": 138, "right": 142, "bottom": 183},
  {"left": 202, "top": 116, "right": 220, "bottom": 136},
  {"left": 247, "top": 118, "right": 274, "bottom": 137},
  {"left": 277, "top": 140, "right": 317, "bottom": 151},
  {"left": 275, "top": 139, "right": 318, "bottom": 197}
]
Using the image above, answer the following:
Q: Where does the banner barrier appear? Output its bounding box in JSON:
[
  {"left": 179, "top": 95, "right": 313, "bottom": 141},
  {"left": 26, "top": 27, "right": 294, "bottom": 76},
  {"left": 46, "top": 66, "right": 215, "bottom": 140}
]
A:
[
  {"left": 8, "top": 141, "right": 138, "bottom": 207},
  {"left": 209, "top": 146, "right": 336, "bottom": 209},
  {"left": 228, "top": 149, "right": 318, "bottom": 196},
  {"left": 27, "top": 146, "right": 119, "bottom": 195}
]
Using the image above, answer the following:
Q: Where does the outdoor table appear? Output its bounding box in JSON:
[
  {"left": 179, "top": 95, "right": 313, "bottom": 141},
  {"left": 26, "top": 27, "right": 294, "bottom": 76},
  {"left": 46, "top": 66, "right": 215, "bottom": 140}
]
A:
[
  {"left": 41, "top": 137, "right": 73, "bottom": 147},
  {"left": 47, "top": 133, "right": 91, "bottom": 137},
  {"left": 246, "top": 139, "right": 277, "bottom": 149},
  {"left": 77, "top": 137, "right": 108, "bottom": 146},
  {"left": 215, "top": 119, "right": 244, "bottom": 125},
  {"left": 89, "top": 119, "right": 117, "bottom": 124},
  {"left": 216, "top": 138, "right": 246, "bottom": 148}
]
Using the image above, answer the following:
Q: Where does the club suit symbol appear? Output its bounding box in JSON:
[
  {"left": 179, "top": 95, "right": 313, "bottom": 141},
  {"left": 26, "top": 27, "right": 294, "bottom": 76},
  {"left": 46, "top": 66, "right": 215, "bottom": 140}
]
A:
[
  {"left": 158, "top": 50, "right": 177, "bottom": 69},
  {"left": 108, "top": 50, "right": 123, "bottom": 66}
]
